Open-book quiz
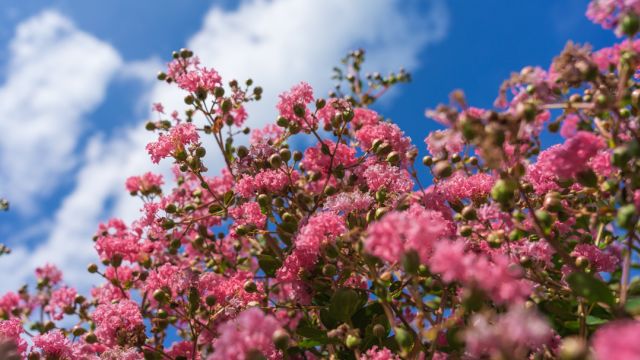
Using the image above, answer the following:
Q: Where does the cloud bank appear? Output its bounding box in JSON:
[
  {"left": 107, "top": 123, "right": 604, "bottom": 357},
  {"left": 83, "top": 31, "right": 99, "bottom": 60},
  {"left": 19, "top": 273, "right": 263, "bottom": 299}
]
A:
[{"left": 0, "top": 0, "right": 448, "bottom": 292}]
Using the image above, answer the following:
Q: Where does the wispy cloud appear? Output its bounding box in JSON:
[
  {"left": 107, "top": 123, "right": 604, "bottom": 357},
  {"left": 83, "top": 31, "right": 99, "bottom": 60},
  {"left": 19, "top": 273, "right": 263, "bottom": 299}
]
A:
[
  {"left": 0, "top": 0, "right": 448, "bottom": 292},
  {"left": 0, "top": 10, "right": 121, "bottom": 214}
]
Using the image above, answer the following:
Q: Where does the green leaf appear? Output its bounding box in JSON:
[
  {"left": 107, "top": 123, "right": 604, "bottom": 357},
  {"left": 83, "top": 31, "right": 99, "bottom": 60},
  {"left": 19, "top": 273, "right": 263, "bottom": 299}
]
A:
[
  {"left": 223, "top": 191, "right": 235, "bottom": 207},
  {"left": 567, "top": 272, "right": 615, "bottom": 306},
  {"left": 328, "top": 288, "right": 367, "bottom": 323},
  {"left": 586, "top": 315, "right": 608, "bottom": 326},
  {"left": 625, "top": 297, "right": 640, "bottom": 315},
  {"left": 257, "top": 254, "right": 281, "bottom": 277}
]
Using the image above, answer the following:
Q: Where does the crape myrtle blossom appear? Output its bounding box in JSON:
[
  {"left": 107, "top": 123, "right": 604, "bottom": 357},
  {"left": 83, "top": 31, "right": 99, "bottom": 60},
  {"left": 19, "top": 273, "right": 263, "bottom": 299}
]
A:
[{"left": 3, "top": 2, "right": 640, "bottom": 358}]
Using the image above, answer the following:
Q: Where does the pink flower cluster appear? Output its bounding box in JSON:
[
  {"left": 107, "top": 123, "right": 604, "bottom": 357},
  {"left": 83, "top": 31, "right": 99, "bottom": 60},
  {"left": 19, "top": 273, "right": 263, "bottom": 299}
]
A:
[
  {"left": 592, "top": 319, "right": 640, "bottom": 360},
  {"left": 92, "top": 299, "right": 144, "bottom": 347},
  {"left": 235, "top": 169, "right": 297, "bottom": 198},
  {"left": 146, "top": 123, "right": 200, "bottom": 163},
  {"left": 365, "top": 204, "right": 454, "bottom": 264},
  {"left": 276, "top": 82, "right": 316, "bottom": 130},
  {"left": 277, "top": 213, "right": 346, "bottom": 282},
  {"left": 167, "top": 56, "right": 222, "bottom": 93},
  {"left": 429, "top": 240, "right": 532, "bottom": 304},
  {"left": 464, "top": 307, "right": 553, "bottom": 357},
  {"left": 570, "top": 244, "right": 619, "bottom": 272},
  {"left": 209, "top": 308, "right": 282, "bottom": 360},
  {"left": 125, "top": 172, "right": 164, "bottom": 195}
]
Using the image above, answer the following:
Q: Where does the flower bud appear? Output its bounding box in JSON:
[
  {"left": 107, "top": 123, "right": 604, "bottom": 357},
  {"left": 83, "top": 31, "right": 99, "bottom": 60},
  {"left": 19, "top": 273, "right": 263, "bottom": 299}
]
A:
[
  {"left": 559, "top": 336, "right": 588, "bottom": 360},
  {"left": 433, "top": 161, "right": 452, "bottom": 179},
  {"left": 243, "top": 280, "right": 258, "bottom": 293},
  {"left": 386, "top": 151, "right": 400, "bottom": 164},
  {"left": 279, "top": 148, "right": 291, "bottom": 162},
  {"left": 422, "top": 156, "right": 433, "bottom": 166},
  {"left": 293, "top": 104, "right": 306, "bottom": 118},
  {"left": 87, "top": 263, "right": 98, "bottom": 273},
  {"left": 491, "top": 179, "right": 517, "bottom": 204},
  {"left": 237, "top": 146, "right": 249, "bottom": 158},
  {"left": 293, "top": 151, "right": 303, "bottom": 162},
  {"left": 269, "top": 154, "right": 282, "bottom": 168},
  {"left": 322, "top": 263, "right": 337, "bottom": 277},
  {"left": 461, "top": 205, "right": 477, "bottom": 220},
  {"left": 617, "top": 204, "right": 637, "bottom": 230},
  {"left": 85, "top": 332, "right": 98, "bottom": 344},
  {"left": 621, "top": 12, "right": 640, "bottom": 36},
  {"left": 273, "top": 329, "right": 290, "bottom": 349},
  {"left": 276, "top": 116, "right": 289, "bottom": 127},
  {"left": 459, "top": 225, "right": 472, "bottom": 237},
  {"left": 373, "top": 324, "right": 387, "bottom": 338},
  {"left": 345, "top": 334, "right": 361, "bottom": 349}
]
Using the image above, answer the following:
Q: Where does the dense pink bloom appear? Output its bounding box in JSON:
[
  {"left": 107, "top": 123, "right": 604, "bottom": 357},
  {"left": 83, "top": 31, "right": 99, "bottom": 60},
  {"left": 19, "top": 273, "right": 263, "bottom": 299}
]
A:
[
  {"left": 317, "top": 98, "right": 352, "bottom": 127},
  {"left": 276, "top": 82, "right": 316, "bottom": 130},
  {"left": 277, "top": 213, "right": 345, "bottom": 282},
  {"left": 125, "top": 172, "right": 164, "bottom": 194},
  {"left": 152, "top": 102, "right": 164, "bottom": 114},
  {"left": 100, "top": 347, "right": 144, "bottom": 360},
  {"left": 355, "top": 122, "right": 413, "bottom": 157},
  {"left": 143, "top": 263, "right": 189, "bottom": 298},
  {"left": 93, "top": 299, "right": 144, "bottom": 347},
  {"left": 0, "top": 292, "right": 21, "bottom": 317},
  {"left": 570, "top": 244, "right": 619, "bottom": 272},
  {"left": 560, "top": 114, "right": 580, "bottom": 138},
  {"left": 527, "top": 131, "right": 606, "bottom": 191},
  {"left": 95, "top": 218, "right": 141, "bottom": 262},
  {"left": 590, "top": 150, "right": 615, "bottom": 178},
  {"left": 429, "top": 240, "right": 531, "bottom": 304},
  {"left": 35, "top": 263, "right": 62, "bottom": 285},
  {"left": 46, "top": 286, "right": 77, "bottom": 320},
  {"left": 198, "top": 271, "right": 262, "bottom": 309},
  {"left": 360, "top": 346, "right": 401, "bottom": 360},
  {"left": 464, "top": 307, "right": 552, "bottom": 357},
  {"left": 587, "top": 0, "right": 640, "bottom": 34},
  {"left": 437, "top": 171, "right": 495, "bottom": 202},
  {"left": 209, "top": 308, "right": 282, "bottom": 360},
  {"left": 592, "top": 319, "right": 640, "bottom": 360},
  {"left": 235, "top": 169, "right": 296, "bottom": 198},
  {"left": 167, "top": 56, "right": 222, "bottom": 92},
  {"left": 324, "top": 191, "right": 373, "bottom": 213},
  {"left": 229, "top": 202, "right": 267, "bottom": 229},
  {"left": 425, "top": 129, "right": 464, "bottom": 157},
  {"left": 146, "top": 123, "right": 200, "bottom": 163},
  {"left": 250, "top": 124, "right": 284, "bottom": 145},
  {"left": 365, "top": 204, "right": 454, "bottom": 264},
  {"left": 0, "top": 319, "right": 27, "bottom": 355},
  {"left": 302, "top": 140, "right": 357, "bottom": 176},
  {"left": 352, "top": 108, "right": 380, "bottom": 129},
  {"left": 33, "top": 330, "right": 72, "bottom": 358},
  {"left": 361, "top": 162, "right": 413, "bottom": 192}
]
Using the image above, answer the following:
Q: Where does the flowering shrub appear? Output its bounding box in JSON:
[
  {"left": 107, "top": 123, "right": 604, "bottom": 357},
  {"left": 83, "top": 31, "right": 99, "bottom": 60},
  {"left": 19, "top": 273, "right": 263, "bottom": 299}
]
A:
[{"left": 3, "top": 2, "right": 640, "bottom": 359}]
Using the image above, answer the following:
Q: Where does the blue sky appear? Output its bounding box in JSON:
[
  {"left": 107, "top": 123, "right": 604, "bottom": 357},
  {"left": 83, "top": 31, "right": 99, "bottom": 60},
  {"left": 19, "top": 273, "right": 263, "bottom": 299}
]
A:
[{"left": 0, "top": 0, "right": 619, "bottom": 291}]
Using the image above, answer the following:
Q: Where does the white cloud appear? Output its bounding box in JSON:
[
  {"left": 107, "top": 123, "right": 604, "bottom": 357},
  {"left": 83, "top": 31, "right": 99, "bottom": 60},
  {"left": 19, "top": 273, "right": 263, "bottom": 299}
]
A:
[
  {"left": 0, "top": 0, "right": 448, "bottom": 293},
  {"left": 0, "top": 10, "right": 122, "bottom": 213}
]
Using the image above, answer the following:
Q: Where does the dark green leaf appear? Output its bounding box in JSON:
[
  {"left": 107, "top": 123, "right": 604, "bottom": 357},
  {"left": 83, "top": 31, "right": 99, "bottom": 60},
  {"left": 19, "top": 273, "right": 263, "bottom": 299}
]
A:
[{"left": 567, "top": 272, "right": 615, "bottom": 306}]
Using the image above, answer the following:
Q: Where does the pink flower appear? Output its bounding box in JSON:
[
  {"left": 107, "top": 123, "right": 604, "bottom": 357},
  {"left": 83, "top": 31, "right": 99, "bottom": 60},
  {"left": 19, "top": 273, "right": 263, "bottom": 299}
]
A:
[
  {"left": 302, "top": 140, "right": 357, "bottom": 177},
  {"left": 365, "top": 204, "right": 454, "bottom": 264},
  {"left": 570, "top": 244, "right": 619, "bottom": 272},
  {"left": 276, "top": 82, "right": 316, "bottom": 130},
  {"left": 143, "top": 263, "right": 189, "bottom": 298},
  {"left": 425, "top": 129, "right": 464, "bottom": 157},
  {"left": 590, "top": 150, "right": 615, "bottom": 178},
  {"left": 324, "top": 191, "right": 374, "bottom": 213},
  {"left": 146, "top": 123, "right": 200, "bottom": 163},
  {"left": 0, "top": 319, "right": 27, "bottom": 355},
  {"left": 209, "top": 308, "right": 282, "bottom": 360},
  {"left": 100, "top": 347, "right": 144, "bottom": 360},
  {"left": 35, "top": 263, "right": 62, "bottom": 285},
  {"left": 229, "top": 202, "right": 267, "bottom": 229},
  {"left": 152, "top": 102, "right": 164, "bottom": 114},
  {"left": 93, "top": 299, "right": 144, "bottom": 347},
  {"left": 361, "top": 162, "right": 413, "bottom": 193},
  {"left": 250, "top": 124, "right": 284, "bottom": 145},
  {"left": 437, "top": 171, "right": 495, "bottom": 202},
  {"left": 560, "top": 114, "right": 580, "bottom": 138},
  {"left": 351, "top": 108, "right": 381, "bottom": 129},
  {"left": 360, "top": 346, "right": 401, "bottom": 360},
  {"left": 526, "top": 131, "right": 606, "bottom": 191},
  {"left": 0, "top": 292, "right": 21, "bottom": 318},
  {"left": 464, "top": 307, "right": 552, "bottom": 357},
  {"left": 167, "top": 56, "right": 222, "bottom": 92},
  {"left": 125, "top": 172, "right": 164, "bottom": 195},
  {"left": 94, "top": 218, "right": 140, "bottom": 262},
  {"left": 45, "top": 286, "right": 77, "bottom": 320},
  {"left": 235, "top": 169, "right": 296, "bottom": 198},
  {"left": 317, "top": 98, "right": 352, "bottom": 127},
  {"left": 198, "top": 271, "right": 262, "bottom": 309},
  {"left": 592, "top": 320, "right": 640, "bottom": 360},
  {"left": 277, "top": 213, "right": 345, "bottom": 282},
  {"left": 355, "top": 122, "right": 413, "bottom": 158},
  {"left": 429, "top": 240, "right": 531, "bottom": 304},
  {"left": 33, "top": 330, "right": 72, "bottom": 358}
]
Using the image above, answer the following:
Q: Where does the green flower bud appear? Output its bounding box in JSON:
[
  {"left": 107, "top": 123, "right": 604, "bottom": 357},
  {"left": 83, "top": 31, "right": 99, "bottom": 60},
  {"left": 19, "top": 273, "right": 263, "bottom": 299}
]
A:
[
  {"left": 273, "top": 329, "right": 290, "bottom": 350},
  {"left": 617, "top": 204, "right": 637, "bottom": 229}
]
